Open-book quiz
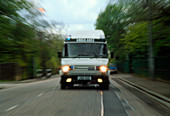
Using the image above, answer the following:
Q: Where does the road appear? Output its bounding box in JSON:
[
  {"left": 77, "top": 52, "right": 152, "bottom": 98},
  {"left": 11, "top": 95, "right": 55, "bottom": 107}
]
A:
[{"left": 0, "top": 75, "right": 165, "bottom": 116}]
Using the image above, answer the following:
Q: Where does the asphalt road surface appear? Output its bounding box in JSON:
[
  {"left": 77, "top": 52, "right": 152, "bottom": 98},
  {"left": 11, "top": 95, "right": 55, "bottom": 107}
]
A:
[{"left": 0, "top": 75, "right": 165, "bottom": 116}]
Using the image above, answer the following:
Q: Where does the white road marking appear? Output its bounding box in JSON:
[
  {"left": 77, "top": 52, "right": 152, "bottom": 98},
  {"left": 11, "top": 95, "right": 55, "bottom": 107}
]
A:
[
  {"left": 100, "top": 91, "right": 104, "bottom": 116},
  {"left": 110, "top": 84, "right": 115, "bottom": 88},
  {"left": 115, "top": 92, "right": 132, "bottom": 116},
  {"left": 115, "top": 92, "right": 121, "bottom": 100},
  {"left": 119, "top": 88, "right": 122, "bottom": 92},
  {"left": 37, "top": 92, "right": 44, "bottom": 97},
  {"left": 5, "top": 105, "right": 18, "bottom": 112},
  {"left": 124, "top": 99, "right": 135, "bottom": 111},
  {"left": 125, "top": 109, "right": 131, "bottom": 116},
  {"left": 110, "top": 78, "right": 134, "bottom": 115}
]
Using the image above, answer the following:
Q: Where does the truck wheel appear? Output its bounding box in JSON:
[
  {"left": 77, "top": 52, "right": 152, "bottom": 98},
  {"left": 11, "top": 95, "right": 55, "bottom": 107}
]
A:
[
  {"left": 68, "top": 84, "right": 73, "bottom": 89},
  {"left": 104, "top": 84, "right": 109, "bottom": 90},
  {"left": 61, "top": 84, "right": 66, "bottom": 89},
  {"left": 100, "top": 84, "right": 109, "bottom": 90}
]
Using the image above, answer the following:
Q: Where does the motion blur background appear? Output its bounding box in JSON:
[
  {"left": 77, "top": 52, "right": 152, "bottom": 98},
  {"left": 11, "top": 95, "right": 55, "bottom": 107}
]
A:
[{"left": 0, "top": 0, "right": 169, "bottom": 81}]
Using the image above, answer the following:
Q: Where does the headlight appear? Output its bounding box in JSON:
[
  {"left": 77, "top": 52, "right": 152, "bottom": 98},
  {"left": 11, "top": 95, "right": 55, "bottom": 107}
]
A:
[
  {"left": 66, "top": 78, "right": 72, "bottom": 82},
  {"left": 62, "top": 65, "right": 70, "bottom": 72},
  {"left": 100, "top": 65, "right": 107, "bottom": 72}
]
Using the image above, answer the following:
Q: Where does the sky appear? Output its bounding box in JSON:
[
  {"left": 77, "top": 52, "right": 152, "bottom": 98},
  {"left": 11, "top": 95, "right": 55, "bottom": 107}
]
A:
[{"left": 37, "top": 0, "right": 109, "bottom": 33}]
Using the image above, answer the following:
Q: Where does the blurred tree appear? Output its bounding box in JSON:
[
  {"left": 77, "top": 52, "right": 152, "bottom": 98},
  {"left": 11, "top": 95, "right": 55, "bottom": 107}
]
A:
[
  {"left": 96, "top": 0, "right": 170, "bottom": 79},
  {"left": 0, "top": 0, "right": 64, "bottom": 80},
  {"left": 96, "top": 0, "right": 170, "bottom": 60},
  {"left": 96, "top": 4, "right": 128, "bottom": 57}
]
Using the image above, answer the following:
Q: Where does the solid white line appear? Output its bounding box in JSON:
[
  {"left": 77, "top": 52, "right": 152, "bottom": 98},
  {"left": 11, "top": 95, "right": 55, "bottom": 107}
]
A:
[
  {"left": 37, "top": 93, "right": 44, "bottom": 97},
  {"left": 115, "top": 92, "right": 133, "bottom": 116},
  {"left": 5, "top": 105, "right": 18, "bottom": 112},
  {"left": 115, "top": 92, "right": 121, "bottom": 100},
  {"left": 125, "top": 109, "right": 131, "bottom": 116},
  {"left": 110, "top": 84, "right": 114, "bottom": 88},
  {"left": 100, "top": 91, "right": 104, "bottom": 116},
  {"left": 124, "top": 99, "right": 135, "bottom": 111},
  {"left": 119, "top": 88, "right": 122, "bottom": 92}
]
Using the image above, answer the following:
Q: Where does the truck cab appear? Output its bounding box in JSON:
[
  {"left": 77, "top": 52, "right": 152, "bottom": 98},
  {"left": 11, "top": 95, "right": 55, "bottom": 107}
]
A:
[{"left": 59, "top": 30, "right": 110, "bottom": 89}]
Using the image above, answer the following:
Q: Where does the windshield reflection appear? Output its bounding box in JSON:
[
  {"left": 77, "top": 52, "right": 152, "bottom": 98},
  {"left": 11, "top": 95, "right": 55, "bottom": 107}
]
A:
[{"left": 63, "top": 43, "right": 108, "bottom": 58}]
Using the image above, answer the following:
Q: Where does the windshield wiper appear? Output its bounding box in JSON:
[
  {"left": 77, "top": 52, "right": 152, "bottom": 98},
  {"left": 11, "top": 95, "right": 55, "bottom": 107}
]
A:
[
  {"left": 93, "top": 52, "right": 107, "bottom": 58},
  {"left": 93, "top": 51, "right": 101, "bottom": 58}
]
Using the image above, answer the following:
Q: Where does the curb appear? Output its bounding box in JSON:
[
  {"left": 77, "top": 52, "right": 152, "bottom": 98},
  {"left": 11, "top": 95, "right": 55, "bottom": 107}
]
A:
[
  {"left": 0, "top": 84, "right": 17, "bottom": 90},
  {"left": 119, "top": 78, "right": 170, "bottom": 108},
  {"left": 19, "top": 79, "right": 38, "bottom": 83},
  {"left": 0, "top": 75, "right": 59, "bottom": 90}
]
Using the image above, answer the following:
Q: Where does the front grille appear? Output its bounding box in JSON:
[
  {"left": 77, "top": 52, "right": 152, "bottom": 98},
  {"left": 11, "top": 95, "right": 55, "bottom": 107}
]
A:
[
  {"left": 74, "top": 65, "right": 94, "bottom": 70},
  {"left": 68, "top": 70, "right": 101, "bottom": 75}
]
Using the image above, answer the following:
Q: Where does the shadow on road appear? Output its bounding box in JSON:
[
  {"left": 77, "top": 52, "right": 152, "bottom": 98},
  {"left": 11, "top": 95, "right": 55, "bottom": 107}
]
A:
[
  {"left": 66, "top": 86, "right": 100, "bottom": 90},
  {"left": 60, "top": 85, "right": 112, "bottom": 91}
]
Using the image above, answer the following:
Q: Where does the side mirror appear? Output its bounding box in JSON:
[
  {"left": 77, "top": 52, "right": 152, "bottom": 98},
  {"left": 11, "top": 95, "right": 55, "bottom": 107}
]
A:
[
  {"left": 111, "top": 52, "right": 114, "bottom": 59},
  {"left": 57, "top": 52, "right": 62, "bottom": 58}
]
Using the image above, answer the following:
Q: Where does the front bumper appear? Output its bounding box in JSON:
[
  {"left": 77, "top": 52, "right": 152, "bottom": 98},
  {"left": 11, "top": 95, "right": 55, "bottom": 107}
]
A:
[
  {"left": 59, "top": 70, "right": 110, "bottom": 76},
  {"left": 60, "top": 75, "right": 109, "bottom": 85}
]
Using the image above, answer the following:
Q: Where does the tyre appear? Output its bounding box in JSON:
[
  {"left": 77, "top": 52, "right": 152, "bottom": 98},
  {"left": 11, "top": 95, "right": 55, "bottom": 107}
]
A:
[
  {"left": 100, "top": 84, "right": 109, "bottom": 90},
  {"left": 104, "top": 84, "right": 109, "bottom": 90},
  {"left": 68, "top": 84, "right": 74, "bottom": 89},
  {"left": 61, "top": 84, "right": 66, "bottom": 89}
]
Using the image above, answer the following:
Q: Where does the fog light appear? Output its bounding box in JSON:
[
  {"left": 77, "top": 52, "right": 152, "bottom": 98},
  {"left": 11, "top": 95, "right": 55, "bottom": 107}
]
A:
[
  {"left": 97, "top": 78, "right": 103, "bottom": 83},
  {"left": 66, "top": 78, "right": 72, "bottom": 82}
]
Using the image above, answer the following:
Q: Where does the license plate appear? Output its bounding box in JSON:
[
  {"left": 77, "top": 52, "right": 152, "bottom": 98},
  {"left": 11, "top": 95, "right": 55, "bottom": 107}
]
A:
[{"left": 77, "top": 76, "right": 91, "bottom": 80}]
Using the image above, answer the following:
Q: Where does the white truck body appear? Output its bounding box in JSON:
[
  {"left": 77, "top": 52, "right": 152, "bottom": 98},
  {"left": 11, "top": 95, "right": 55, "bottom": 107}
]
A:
[
  {"left": 61, "top": 58, "right": 108, "bottom": 66},
  {"left": 59, "top": 30, "right": 110, "bottom": 89}
]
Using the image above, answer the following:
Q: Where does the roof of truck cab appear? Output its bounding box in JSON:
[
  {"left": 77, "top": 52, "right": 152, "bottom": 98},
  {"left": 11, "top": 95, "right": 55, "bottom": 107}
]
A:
[{"left": 67, "top": 30, "right": 105, "bottom": 39}]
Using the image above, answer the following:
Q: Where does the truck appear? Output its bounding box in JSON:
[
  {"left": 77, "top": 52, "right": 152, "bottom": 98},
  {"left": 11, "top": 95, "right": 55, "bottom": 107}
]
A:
[
  {"left": 59, "top": 30, "right": 110, "bottom": 90},
  {"left": 108, "top": 63, "right": 118, "bottom": 74}
]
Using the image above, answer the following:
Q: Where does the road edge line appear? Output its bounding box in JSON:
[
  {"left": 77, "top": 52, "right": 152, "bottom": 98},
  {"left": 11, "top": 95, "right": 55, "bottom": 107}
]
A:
[
  {"left": 119, "top": 78, "right": 170, "bottom": 108},
  {"left": 5, "top": 105, "right": 18, "bottom": 112}
]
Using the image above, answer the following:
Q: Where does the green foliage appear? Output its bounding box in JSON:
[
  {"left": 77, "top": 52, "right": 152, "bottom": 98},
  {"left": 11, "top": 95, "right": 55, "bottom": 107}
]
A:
[
  {"left": 109, "top": 59, "right": 116, "bottom": 64},
  {"left": 96, "top": 0, "right": 170, "bottom": 60},
  {"left": 96, "top": 4, "right": 127, "bottom": 55},
  {"left": 96, "top": 0, "right": 170, "bottom": 79},
  {"left": 46, "top": 57, "right": 59, "bottom": 69},
  {"left": 152, "top": 17, "right": 170, "bottom": 55},
  {"left": 0, "top": 0, "right": 64, "bottom": 80},
  {"left": 121, "top": 22, "right": 148, "bottom": 55}
]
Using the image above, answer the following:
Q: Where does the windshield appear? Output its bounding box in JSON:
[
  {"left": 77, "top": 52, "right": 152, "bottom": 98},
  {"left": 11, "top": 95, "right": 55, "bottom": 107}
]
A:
[{"left": 63, "top": 43, "right": 108, "bottom": 58}]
